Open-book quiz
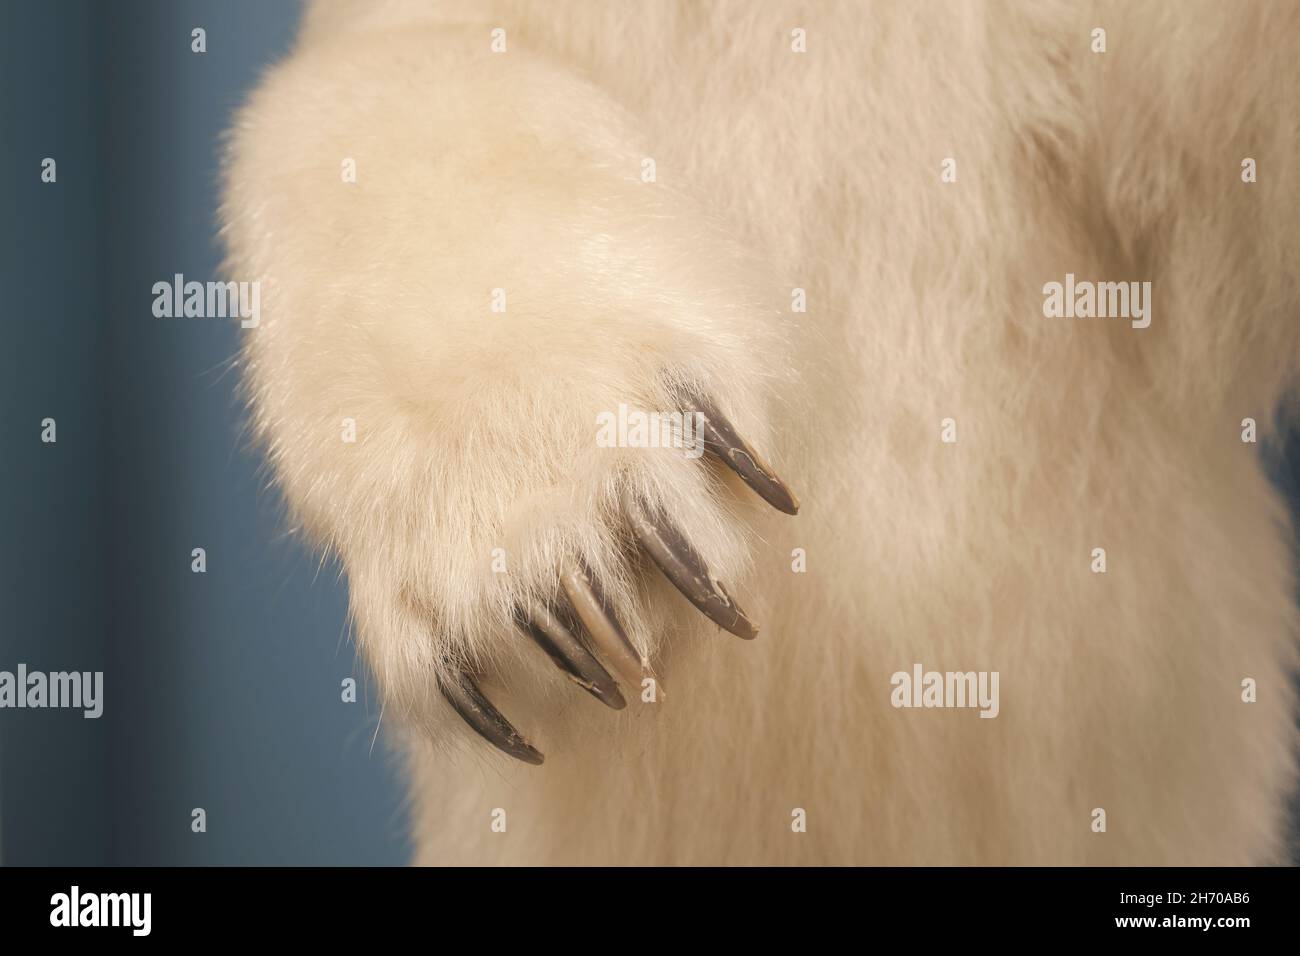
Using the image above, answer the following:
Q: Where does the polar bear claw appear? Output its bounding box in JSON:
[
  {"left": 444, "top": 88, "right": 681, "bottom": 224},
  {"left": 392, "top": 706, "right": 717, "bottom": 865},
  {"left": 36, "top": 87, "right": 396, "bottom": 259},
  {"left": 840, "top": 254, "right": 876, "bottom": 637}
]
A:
[{"left": 440, "top": 393, "right": 799, "bottom": 763}]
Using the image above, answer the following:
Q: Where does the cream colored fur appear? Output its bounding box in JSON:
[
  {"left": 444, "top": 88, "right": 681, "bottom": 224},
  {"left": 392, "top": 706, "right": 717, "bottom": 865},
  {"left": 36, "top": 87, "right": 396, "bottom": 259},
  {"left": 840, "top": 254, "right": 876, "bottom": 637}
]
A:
[{"left": 221, "top": 0, "right": 1300, "bottom": 864}]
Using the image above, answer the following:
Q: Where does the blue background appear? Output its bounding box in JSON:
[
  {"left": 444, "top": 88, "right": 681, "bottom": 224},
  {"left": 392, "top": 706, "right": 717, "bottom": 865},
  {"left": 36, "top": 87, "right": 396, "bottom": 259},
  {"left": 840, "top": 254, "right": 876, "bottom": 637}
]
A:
[
  {"left": 0, "top": 0, "right": 1296, "bottom": 865},
  {"left": 0, "top": 0, "right": 409, "bottom": 866}
]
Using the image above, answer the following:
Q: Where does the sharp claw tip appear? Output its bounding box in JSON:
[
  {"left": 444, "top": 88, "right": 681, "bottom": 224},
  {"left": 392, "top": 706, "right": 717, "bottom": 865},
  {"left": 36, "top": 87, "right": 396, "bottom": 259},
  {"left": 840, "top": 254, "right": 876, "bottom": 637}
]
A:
[
  {"left": 767, "top": 481, "right": 800, "bottom": 515},
  {"left": 582, "top": 677, "right": 627, "bottom": 711}
]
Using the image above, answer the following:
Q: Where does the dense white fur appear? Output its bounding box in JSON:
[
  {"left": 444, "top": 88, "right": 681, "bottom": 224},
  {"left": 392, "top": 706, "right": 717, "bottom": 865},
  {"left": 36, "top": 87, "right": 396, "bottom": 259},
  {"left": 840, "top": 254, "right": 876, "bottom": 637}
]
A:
[{"left": 222, "top": 1, "right": 1300, "bottom": 864}]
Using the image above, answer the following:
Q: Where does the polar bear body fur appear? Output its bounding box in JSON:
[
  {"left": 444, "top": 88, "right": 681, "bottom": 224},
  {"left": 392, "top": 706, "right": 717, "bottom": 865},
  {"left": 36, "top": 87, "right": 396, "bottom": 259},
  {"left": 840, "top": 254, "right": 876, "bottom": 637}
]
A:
[{"left": 222, "top": 0, "right": 1300, "bottom": 864}]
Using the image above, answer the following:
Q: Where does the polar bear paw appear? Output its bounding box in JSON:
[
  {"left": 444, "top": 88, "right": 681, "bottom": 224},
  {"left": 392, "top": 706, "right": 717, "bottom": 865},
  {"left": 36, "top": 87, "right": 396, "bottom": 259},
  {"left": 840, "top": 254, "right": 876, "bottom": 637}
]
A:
[{"left": 438, "top": 389, "right": 799, "bottom": 764}]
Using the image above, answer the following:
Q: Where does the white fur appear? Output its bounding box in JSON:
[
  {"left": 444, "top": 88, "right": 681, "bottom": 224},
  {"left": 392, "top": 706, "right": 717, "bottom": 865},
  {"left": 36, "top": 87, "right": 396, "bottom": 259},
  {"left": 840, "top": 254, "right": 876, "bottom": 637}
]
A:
[{"left": 222, "top": 1, "right": 1300, "bottom": 864}]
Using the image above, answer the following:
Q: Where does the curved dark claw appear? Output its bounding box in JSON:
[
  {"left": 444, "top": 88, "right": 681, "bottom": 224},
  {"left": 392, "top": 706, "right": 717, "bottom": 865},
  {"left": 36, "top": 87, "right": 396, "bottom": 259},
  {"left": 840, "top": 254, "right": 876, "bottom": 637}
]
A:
[
  {"left": 561, "top": 564, "right": 655, "bottom": 695},
  {"left": 519, "top": 601, "right": 627, "bottom": 710},
  {"left": 689, "top": 393, "right": 800, "bottom": 516},
  {"left": 438, "top": 668, "right": 544, "bottom": 765},
  {"left": 623, "top": 489, "right": 759, "bottom": 640}
]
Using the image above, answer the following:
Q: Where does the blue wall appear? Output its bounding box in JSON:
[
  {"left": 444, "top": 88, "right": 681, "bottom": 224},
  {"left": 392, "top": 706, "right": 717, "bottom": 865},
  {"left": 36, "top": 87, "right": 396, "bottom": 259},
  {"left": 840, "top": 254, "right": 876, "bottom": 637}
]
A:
[{"left": 1, "top": 0, "right": 409, "bottom": 866}]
